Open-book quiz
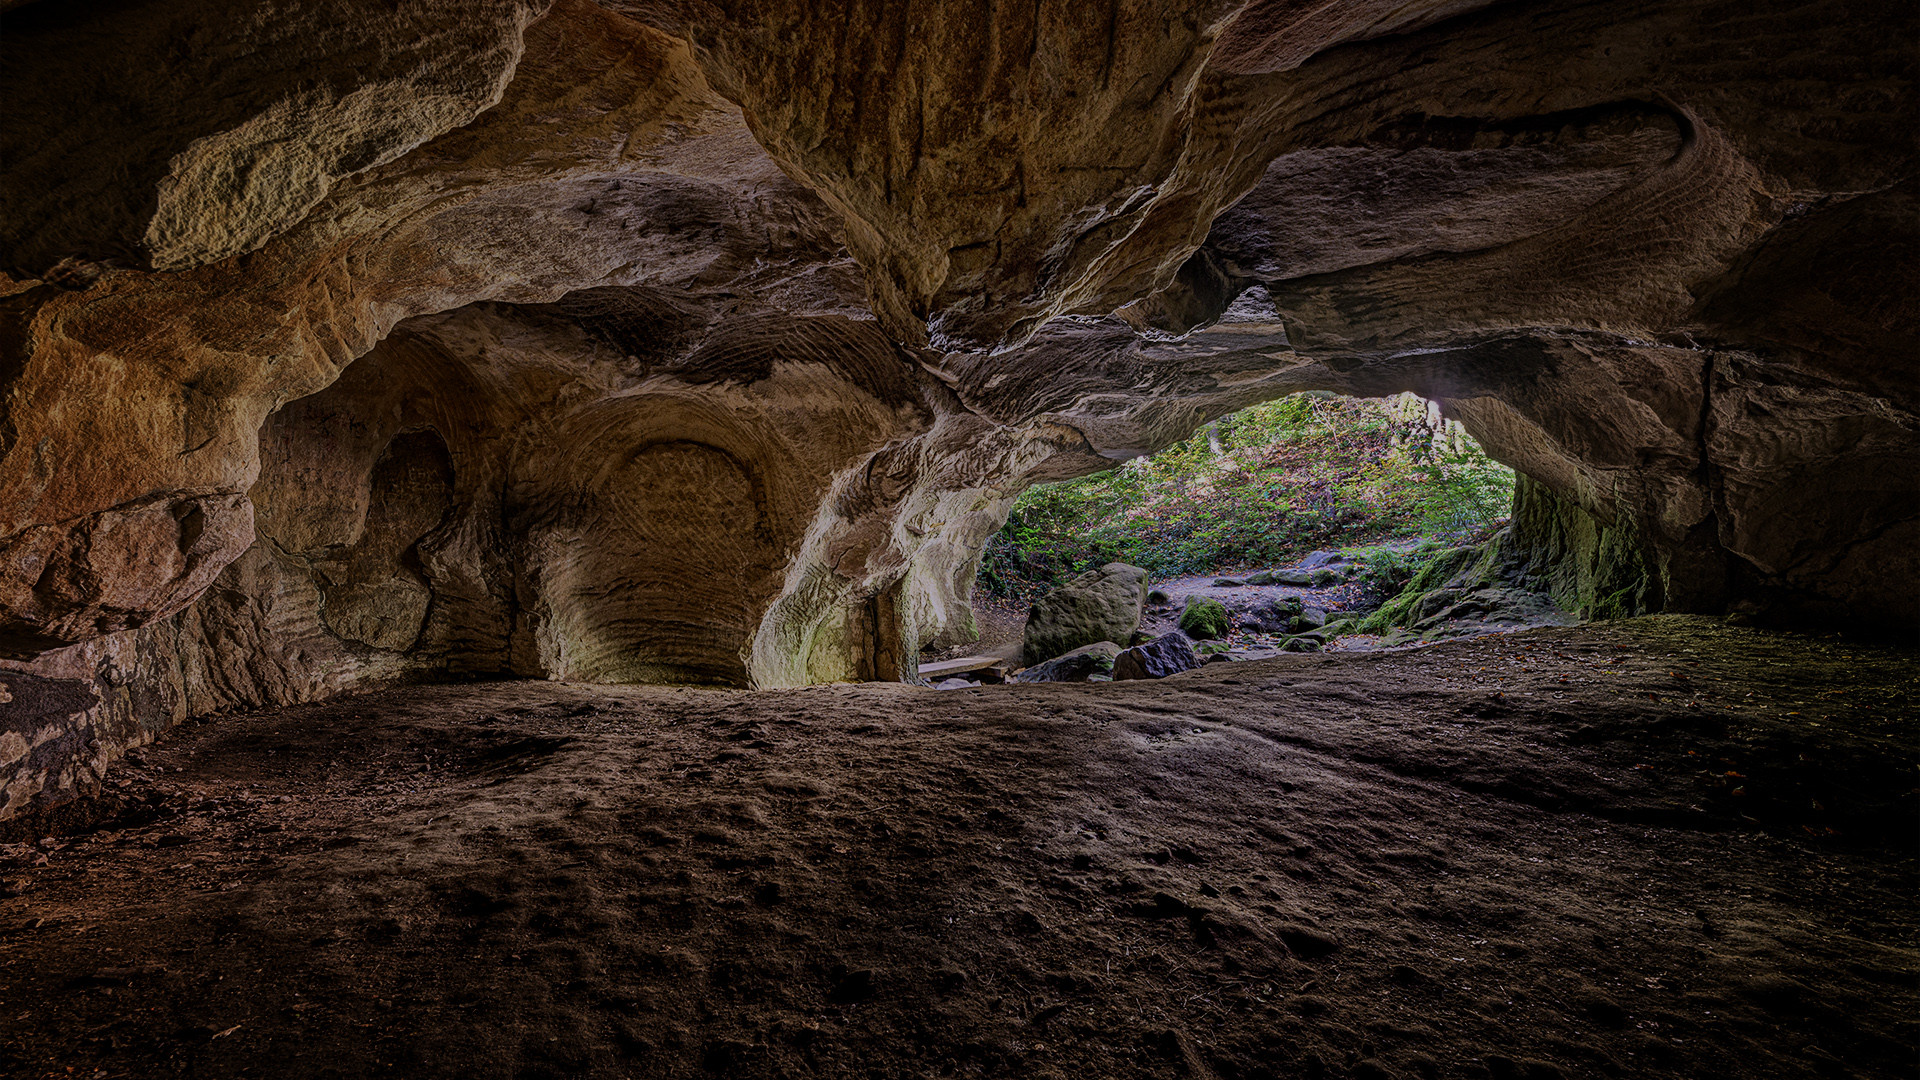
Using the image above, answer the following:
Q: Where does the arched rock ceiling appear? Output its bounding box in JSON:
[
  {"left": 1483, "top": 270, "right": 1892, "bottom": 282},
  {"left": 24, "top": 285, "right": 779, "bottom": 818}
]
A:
[{"left": 0, "top": 0, "right": 1915, "bottom": 712}]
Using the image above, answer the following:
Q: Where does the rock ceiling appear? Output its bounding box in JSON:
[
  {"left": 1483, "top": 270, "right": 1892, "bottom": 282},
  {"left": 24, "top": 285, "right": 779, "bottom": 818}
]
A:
[{"left": 0, "top": 0, "right": 1914, "bottom": 811}]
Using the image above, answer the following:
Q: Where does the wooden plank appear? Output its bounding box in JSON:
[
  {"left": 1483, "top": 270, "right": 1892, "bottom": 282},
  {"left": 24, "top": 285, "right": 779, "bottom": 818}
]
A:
[{"left": 917, "top": 655, "right": 1007, "bottom": 677}]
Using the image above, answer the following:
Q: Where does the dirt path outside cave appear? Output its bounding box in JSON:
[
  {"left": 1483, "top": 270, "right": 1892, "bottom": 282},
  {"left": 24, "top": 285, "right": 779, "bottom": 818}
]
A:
[
  {"left": 0, "top": 617, "right": 1915, "bottom": 1080},
  {"left": 934, "top": 570, "right": 1382, "bottom": 669}
]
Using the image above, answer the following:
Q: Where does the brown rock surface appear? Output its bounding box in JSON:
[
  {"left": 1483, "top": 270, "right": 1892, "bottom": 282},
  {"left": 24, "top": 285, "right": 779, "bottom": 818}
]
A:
[
  {"left": 2, "top": 620, "right": 1915, "bottom": 1078},
  {"left": 2, "top": 0, "right": 1916, "bottom": 816}
]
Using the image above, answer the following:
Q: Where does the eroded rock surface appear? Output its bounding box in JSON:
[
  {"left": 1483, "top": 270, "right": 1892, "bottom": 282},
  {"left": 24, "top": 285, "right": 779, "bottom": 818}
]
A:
[{"left": 1, "top": 0, "right": 1915, "bottom": 816}]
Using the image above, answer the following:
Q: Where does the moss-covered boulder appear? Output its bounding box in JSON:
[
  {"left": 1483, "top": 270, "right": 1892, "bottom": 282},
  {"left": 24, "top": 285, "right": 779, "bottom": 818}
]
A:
[
  {"left": 1178, "top": 595, "right": 1230, "bottom": 639},
  {"left": 1021, "top": 563, "right": 1148, "bottom": 665}
]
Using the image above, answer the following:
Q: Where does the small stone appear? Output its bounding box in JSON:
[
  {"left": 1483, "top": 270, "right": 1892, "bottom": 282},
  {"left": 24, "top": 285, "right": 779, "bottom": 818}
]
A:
[
  {"left": 827, "top": 968, "right": 878, "bottom": 1004},
  {"left": 1276, "top": 926, "right": 1340, "bottom": 958}
]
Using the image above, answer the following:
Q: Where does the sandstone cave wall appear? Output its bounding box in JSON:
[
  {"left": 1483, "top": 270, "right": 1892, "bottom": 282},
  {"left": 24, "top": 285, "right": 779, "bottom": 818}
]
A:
[{"left": 3, "top": 0, "right": 1917, "bottom": 820}]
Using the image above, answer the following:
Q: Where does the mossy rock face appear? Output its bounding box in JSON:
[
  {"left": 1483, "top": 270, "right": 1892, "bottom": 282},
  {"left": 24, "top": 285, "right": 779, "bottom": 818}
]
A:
[
  {"left": 1355, "top": 545, "right": 1483, "bottom": 634},
  {"left": 1179, "top": 596, "right": 1231, "bottom": 639},
  {"left": 1508, "top": 474, "right": 1654, "bottom": 618},
  {"left": 1352, "top": 476, "right": 1659, "bottom": 639}
]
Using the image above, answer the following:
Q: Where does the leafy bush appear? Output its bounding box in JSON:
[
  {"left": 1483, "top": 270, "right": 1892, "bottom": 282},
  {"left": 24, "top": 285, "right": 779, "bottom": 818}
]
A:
[
  {"left": 978, "top": 394, "right": 1514, "bottom": 599},
  {"left": 1348, "top": 544, "right": 1432, "bottom": 597}
]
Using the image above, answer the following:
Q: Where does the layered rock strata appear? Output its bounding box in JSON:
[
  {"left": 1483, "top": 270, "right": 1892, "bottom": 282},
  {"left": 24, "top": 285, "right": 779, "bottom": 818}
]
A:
[{"left": 2, "top": 0, "right": 1915, "bottom": 817}]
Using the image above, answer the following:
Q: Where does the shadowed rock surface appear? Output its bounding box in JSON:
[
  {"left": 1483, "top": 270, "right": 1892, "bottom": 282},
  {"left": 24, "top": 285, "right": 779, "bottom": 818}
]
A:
[
  {"left": 2, "top": 0, "right": 1916, "bottom": 818},
  {"left": 1114, "top": 632, "right": 1205, "bottom": 681},
  {"left": 2, "top": 620, "right": 1914, "bottom": 1079},
  {"left": 1014, "top": 641, "right": 1124, "bottom": 684}
]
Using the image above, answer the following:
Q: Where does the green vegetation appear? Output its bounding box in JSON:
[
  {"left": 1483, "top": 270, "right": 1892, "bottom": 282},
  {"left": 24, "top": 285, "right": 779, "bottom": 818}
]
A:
[
  {"left": 1351, "top": 543, "right": 1491, "bottom": 633},
  {"left": 978, "top": 394, "right": 1514, "bottom": 600}
]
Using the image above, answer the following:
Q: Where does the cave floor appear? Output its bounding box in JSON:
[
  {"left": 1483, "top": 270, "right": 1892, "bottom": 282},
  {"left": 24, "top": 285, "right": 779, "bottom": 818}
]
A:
[{"left": 1, "top": 617, "right": 1915, "bottom": 1080}]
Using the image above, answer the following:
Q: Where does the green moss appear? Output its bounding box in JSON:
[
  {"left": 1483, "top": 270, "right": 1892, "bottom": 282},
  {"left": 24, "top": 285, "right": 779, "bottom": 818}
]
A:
[
  {"left": 1352, "top": 476, "right": 1661, "bottom": 634},
  {"left": 1179, "top": 596, "right": 1231, "bottom": 639},
  {"left": 1354, "top": 544, "right": 1484, "bottom": 633},
  {"left": 1508, "top": 475, "right": 1653, "bottom": 619}
]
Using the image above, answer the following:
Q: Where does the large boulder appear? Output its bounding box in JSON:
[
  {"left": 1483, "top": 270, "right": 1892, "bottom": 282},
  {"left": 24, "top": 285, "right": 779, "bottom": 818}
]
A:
[
  {"left": 1178, "top": 595, "right": 1231, "bottom": 639},
  {"left": 1020, "top": 564, "right": 1148, "bottom": 665},
  {"left": 1112, "top": 632, "right": 1202, "bottom": 681},
  {"left": 1238, "top": 595, "right": 1305, "bottom": 633},
  {"left": 1014, "top": 641, "right": 1122, "bottom": 683}
]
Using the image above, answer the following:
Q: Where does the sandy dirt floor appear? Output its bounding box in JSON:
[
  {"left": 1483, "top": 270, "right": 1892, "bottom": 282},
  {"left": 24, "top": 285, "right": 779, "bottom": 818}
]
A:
[{"left": 1, "top": 617, "right": 1914, "bottom": 1080}]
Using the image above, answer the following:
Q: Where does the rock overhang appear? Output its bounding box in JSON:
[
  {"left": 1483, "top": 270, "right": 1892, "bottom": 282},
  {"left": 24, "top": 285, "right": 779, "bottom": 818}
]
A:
[{"left": 0, "top": 0, "right": 1915, "bottom": 817}]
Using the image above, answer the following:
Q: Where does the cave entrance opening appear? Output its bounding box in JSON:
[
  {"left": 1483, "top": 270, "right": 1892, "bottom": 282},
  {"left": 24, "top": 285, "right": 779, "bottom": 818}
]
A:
[{"left": 940, "top": 392, "right": 1516, "bottom": 680}]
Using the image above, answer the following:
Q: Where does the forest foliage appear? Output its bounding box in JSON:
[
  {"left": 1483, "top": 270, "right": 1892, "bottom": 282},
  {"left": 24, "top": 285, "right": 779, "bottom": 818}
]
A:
[{"left": 978, "top": 394, "right": 1514, "bottom": 600}]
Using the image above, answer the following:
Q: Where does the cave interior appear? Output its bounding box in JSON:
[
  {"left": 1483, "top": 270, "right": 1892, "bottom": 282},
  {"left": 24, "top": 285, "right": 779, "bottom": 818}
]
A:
[{"left": 0, "top": 1, "right": 1915, "bottom": 1078}]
